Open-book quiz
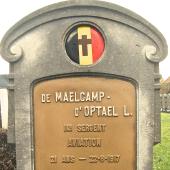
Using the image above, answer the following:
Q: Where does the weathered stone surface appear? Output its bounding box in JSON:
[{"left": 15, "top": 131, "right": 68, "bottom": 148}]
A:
[{"left": 0, "top": 1, "right": 168, "bottom": 170}]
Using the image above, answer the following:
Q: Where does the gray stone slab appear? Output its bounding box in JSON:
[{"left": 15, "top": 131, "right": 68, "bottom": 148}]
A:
[{"left": 0, "top": 1, "right": 168, "bottom": 170}]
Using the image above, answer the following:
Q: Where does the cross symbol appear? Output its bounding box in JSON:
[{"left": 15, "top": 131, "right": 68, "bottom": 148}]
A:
[{"left": 78, "top": 35, "right": 92, "bottom": 56}]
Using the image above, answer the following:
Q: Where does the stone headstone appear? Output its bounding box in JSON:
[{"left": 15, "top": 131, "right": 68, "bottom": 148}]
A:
[
  {"left": 160, "top": 94, "right": 170, "bottom": 112},
  {"left": 0, "top": 1, "right": 168, "bottom": 170}
]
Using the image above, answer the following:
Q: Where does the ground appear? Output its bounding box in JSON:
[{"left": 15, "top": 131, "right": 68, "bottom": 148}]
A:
[
  {"left": 153, "top": 113, "right": 170, "bottom": 170},
  {"left": 0, "top": 129, "right": 16, "bottom": 170},
  {"left": 0, "top": 113, "right": 169, "bottom": 169}
]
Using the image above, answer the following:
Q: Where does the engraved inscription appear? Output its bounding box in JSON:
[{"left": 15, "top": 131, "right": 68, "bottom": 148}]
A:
[
  {"left": 55, "top": 91, "right": 105, "bottom": 102},
  {"left": 74, "top": 106, "right": 118, "bottom": 117},
  {"left": 89, "top": 155, "right": 120, "bottom": 163},
  {"left": 64, "top": 124, "right": 73, "bottom": 132},
  {"left": 123, "top": 105, "right": 133, "bottom": 117},
  {"left": 78, "top": 157, "right": 87, "bottom": 161},
  {"left": 34, "top": 77, "right": 136, "bottom": 170},
  {"left": 41, "top": 94, "right": 51, "bottom": 103},
  {"left": 62, "top": 155, "right": 75, "bottom": 163},
  {"left": 50, "top": 155, "right": 57, "bottom": 163},
  {"left": 67, "top": 138, "right": 102, "bottom": 147},
  {"left": 77, "top": 124, "right": 106, "bottom": 132},
  {"left": 49, "top": 154, "right": 120, "bottom": 164}
]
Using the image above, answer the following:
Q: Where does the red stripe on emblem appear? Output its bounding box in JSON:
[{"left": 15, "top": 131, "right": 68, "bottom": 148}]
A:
[{"left": 91, "top": 28, "right": 104, "bottom": 63}]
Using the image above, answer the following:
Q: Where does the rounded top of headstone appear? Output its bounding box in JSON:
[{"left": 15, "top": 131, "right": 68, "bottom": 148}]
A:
[{"left": 0, "top": 0, "right": 168, "bottom": 63}]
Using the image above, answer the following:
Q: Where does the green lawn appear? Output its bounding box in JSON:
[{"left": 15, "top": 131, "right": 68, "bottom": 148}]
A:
[{"left": 153, "top": 113, "right": 170, "bottom": 170}]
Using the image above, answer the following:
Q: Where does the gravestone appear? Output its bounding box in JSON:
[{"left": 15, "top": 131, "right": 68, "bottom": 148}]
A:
[
  {"left": 0, "top": 1, "right": 168, "bottom": 170},
  {"left": 160, "top": 94, "right": 170, "bottom": 112}
]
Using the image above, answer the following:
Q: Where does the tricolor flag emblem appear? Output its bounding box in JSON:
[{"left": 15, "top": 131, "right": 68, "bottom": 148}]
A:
[{"left": 66, "top": 25, "right": 105, "bottom": 66}]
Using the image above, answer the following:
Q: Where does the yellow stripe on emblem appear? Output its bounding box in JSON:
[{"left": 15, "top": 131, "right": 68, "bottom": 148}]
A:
[
  {"left": 78, "top": 26, "right": 93, "bottom": 65},
  {"left": 78, "top": 26, "right": 91, "bottom": 39}
]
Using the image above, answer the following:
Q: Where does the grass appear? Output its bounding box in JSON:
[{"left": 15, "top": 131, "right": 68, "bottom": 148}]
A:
[{"left": 153, "top": 113, "right": 170, "bottom": 170}]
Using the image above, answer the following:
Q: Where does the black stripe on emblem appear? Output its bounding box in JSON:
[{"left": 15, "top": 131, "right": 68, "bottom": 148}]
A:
[{"left": 65, "top": 29, "right": 79, "bottom": 64}]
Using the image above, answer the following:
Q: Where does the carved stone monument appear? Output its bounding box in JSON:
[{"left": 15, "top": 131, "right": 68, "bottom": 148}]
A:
[{"left": 0, "top": 1, "right": 168, "bottom": 170}]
